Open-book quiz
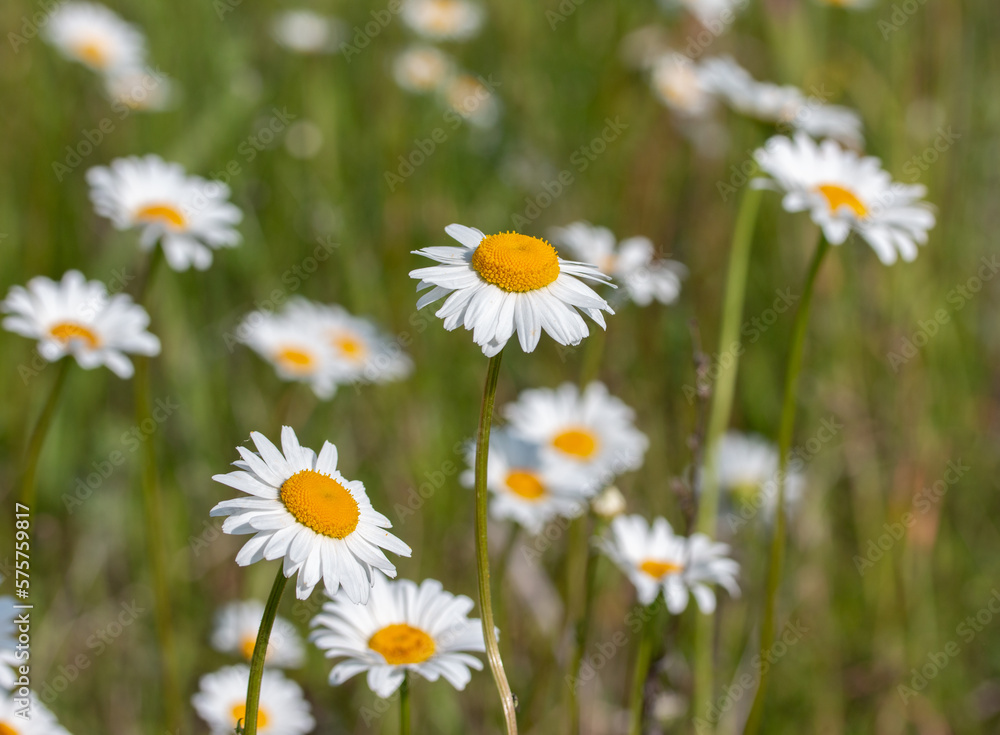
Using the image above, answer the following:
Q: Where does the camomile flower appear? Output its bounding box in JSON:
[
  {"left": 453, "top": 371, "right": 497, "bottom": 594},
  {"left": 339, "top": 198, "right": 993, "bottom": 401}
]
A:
[
  {"left": 1, "top": 270, "right": 160, "bottom": 379},
  {"left": 211, "top": 600, "right": 305, "bottom": 668},
  {"left": 410, "top": 224, "right": 613, "bottom": 357},
  {"left": 211, "top": 427, "right": 411, "bottom": 603},
  {"left": 708, "top": 432, "right": 804, "bottom": 524},
  {"left": 650, "top": 54, "right": 715, "bottom": 119},
  {"left": 599, "top": 515, "right": 740, "bottom": 613},
  {"left": 443, "top": 74, "right": 500, "bottom": 128},
  {"left": 550, "top": 222, "right": 687, "bottom": 307},
  {"left": 460, "top": 429, "right": 592, "bottom": 534},
  {"left": 272, "top": 10, "right": 345, "bottom": 54},
  {"left": 311, "top": 575, "right": 487, "bottom": 698},
  {"left": 44, "top": 2, "right": 145, "bottom": 74},
  {"left": 401, "top": 0, "right": 484, "bottom": 42},
  {"left": 192, "top": 664, "right": 314, "bottom": 735},
  {"left": 504, "top": 382, "right": 649, "bottom": 484},
  {"left": 0, "top": 698, "right": 73, "bottom": 735},
  {"left": 753, "top": 133, "right": 936, "bottom": 264},
  {"left": 103, "top": 66, "right": 173, "bottom": 112},
  {"left": 0, "top": 596, "right": 18, "bottom": 692},
  {"left": 393, "top": 45, "right": 454, "bottom": 94},
  {"left": 86, "top": 155, "right": 243, "bottom": 272}
]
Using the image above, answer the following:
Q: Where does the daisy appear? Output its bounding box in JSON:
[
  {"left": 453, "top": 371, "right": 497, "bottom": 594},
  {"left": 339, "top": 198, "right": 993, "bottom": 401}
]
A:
[
  {"left": 272, "top": 10, "right": 345, "bottom": 54},
  {"left": 43, "top": 2, "right": 145, "bottom": 74},
  {"left": 192, "top": 664, "right": 314, "bottom": 735},
  {"left": 1, "top": 270, "right": 160, "bottom": 379},
  {"left": 211, "top": 427, "right": 411, "bottom": 603},
  {"left": 753, "top": 133, "right": 936, "bottom": 264},
  {"left": 393, "top": 45, "right": 454, "bottom": 94},
  {"left": 460, "top": 429, "right": 592, "bottom": 534},
  {"left": 103, "top": 66, "right": 173, "bottom": 112},
  {"left": 0, "top": 696, "right": 73, "bottom": 735},
  {"left": 86, "top": 155, "right": 243, "bottom": 272},
  {"left": 442, "top": 74, "right": 501, "bottom": 128},
  {"left": 709, "top": 432, "right": 805, "bottom": 524},
  {"left": 550, "top": 222, "right": 687, "bottom": 306},
  {"left": 210, "top": 600, "right": 305, "bottom": 668},
  {"left": 650, "top": 54, "right": 715, "bottom": 119},
  {"left": 310, "top": 575, "right": 487, "bottom": 698},
  {"left": 599, "top": 515, "right": 740, "bottom": 613},
  {"left": 592, "top": 485, "right": 627, "bottom": 520},
  {"left": 401, "top": 0, "right": 484, "bottom": 42},
  {"left": 0, "top": 597, "right": 18, "bottom": 692},
  {"left": 410, "top": 224, "right": 613, "bottom": 357},
  {"left": 504, "top": 382, "right": 649, "bottom": 484}
]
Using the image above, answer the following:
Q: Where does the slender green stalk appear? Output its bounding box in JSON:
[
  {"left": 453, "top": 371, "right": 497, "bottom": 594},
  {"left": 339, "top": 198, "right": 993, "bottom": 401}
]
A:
[
  {"left": 744, "top": 235, "right": 830, "bottom": 735},
  {"left": 474, "top": 351, "right": 518, "bottom": 735},
  {"left": 243, "top": 568, "right": 288, "bottom": 734},
  {"left": 567, "top": 512, "right": 603, "bottom": 735},
  {"left": 628, "top": 606, "right": 656, "bottom": 735},
  {"left": 691, "top": 185, "right": 763, "bottom": 725},
  {"left": 400, "top": 671, "right": 411, "bottom": 735},
  {"left": 19, "top": 358, "right": 71, "bottom": 512}
]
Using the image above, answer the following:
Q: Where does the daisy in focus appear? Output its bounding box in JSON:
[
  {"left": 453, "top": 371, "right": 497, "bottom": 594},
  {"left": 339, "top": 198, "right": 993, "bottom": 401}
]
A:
[
  {"left": 44, "top": 2, "right": 145, "bottom": 74},
  {"left": 211, "top": 427, "right": 411, "bottom": 602},
  {"left": 393, "top": 45, "right": 454, "bottom": 94},
  {"left": 550, "top": 221, "right": 688, "bottom": 306},
  {"left": 753, "top": 133, "right": 936, "bottom": 264},
  {"left": 0, "top": 696, "right": 73, "bottom": 735},
  {"left": 311, "top": 575, "right": 487, "bottom": 698},
  {"left": 1, "top": 270, "right": 160, "bottom": 379},
  {"left": 192, "top": 664, "right": 314, "bottom": 735},
  {"left": 272, "top": 10, "right": 345, "bottom": 54},
  {"left": 0, "top": 596, "right": 17, "bottom": 692},
  {"left": 410, "top": 224, "right": 613, "bottom": 356},
  {"left": 87, "top": 155, "right": 243, "bottom": 271},
  {"left": 211, "top": 600, "right": 305, "bottom": 668},
  {"left": 401, "top": 0, "right": 485, "bottom": 42},
  {"left": 708, "top": 431, "right": 805, "bottom": 525},
  {"left": 504, "top": 382, "right": 649, "bottom": 484},
  {"left": 599, "top": 515, "right": 740, "bottom": 613}
]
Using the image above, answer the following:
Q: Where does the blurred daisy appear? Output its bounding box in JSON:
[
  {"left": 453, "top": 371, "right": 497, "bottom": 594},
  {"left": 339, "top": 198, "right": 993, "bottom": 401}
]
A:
[
  {"left": 709, "top": 432, "right": 805, "bottom": 524},
  {"left": 44, "top": 2, "right": 145, "bottom": 73},
  {"left": 592, "top": 485, "right": 627, "bottom": 520},
  {"left": 661, "top": 0, "right": 745, "bottom": 27},
  {"left": 0, "top": 596, "right": 17, "bottom": 692},
  {"left": 650, "top": 54, "right": 715, "bottom": 119},
  {"left": 211, "top": 427, "right": 411, "bottom": 602},
  {"left": 211, "top": 600, "right": 305, "bottom": 668},
  {"left": 0, "top": 696, "right": 72, "bottom": 735},
  {"left": 504, "top": 382, "right": 649, "bottom": 483},
  {"left": 619, "top": 25, "right": 672, "bottom": 72},
  {"left": 410, "top": 224, "right": 613, "bottom": 356},
  {"left": 192, "top": 664, "right": 314, "bottom": 735},
  {"left": 1, "top": 270, "right": 160, "bottom": 379},
  {"left": 87, "top": 155, "right": 243, "bottom": 272},
  {"left": 311, "top": 576, "right": 487, "bottom": 697},
  {"left": 599, "top": 515, "right": 740, "bottom": 613},
  {"left": 103, "top": 66, "right": 173, "bottom": 111},
  {"left": 272, "top": 10, "right": 345, "bottom": 54},
  {"left": 393, "top": 45, "right": 454, "bottom": 94},
  {"left": 550, "top": 222, "right": 687, "bottom": 306},
  {"left": 401, "top": 0, "right": 484, "bottom": 41},
  {"left": 753, "top": 133, "right": 936, "bottom": 264},
  {"left": 460, "top": 429, "right": 591, "bottom": 534},
  {"left": 443, "top": 74, "right": 500, "bottom": 128}
]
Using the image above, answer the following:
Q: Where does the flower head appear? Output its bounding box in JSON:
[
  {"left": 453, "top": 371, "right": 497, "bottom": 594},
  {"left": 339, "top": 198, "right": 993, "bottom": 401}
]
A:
[
  {"left": 103, "top": 66, "right": 173, "bottom": 112},
  {"left": 442, "top": 74, "right": 501, "bottom": 128},
  {"left": 709, "top": 432, "right": 805, "bottom": 527},
  {"left": 393, "top": 45, "right": 454, "bottom": 93},
  {"left": 272, "top": 10, "right": 345, "bottom": 53},
  {"left": 44, "top": 2, "right": 145, "bottom": 73},
  {"left": 192, "top": 664, "right": 314, "bottom": 735},
  {"left": 0, "top": 697, "right": 73, "bottom": 734},
  {"left": 650, "top": 54, "right": 715, "bottom": 119},
  {"left": 210, "top": 600, "right": 305, "bottom": 668},
  {"left": 401, "top": 0, "right": 484, "bottom": 41}
]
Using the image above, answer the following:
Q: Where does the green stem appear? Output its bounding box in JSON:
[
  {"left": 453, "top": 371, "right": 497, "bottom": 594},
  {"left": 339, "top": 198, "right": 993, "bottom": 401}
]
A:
[
  {"left": 744, "top": 235, "right": 830, "bottom": 735},
  {"left": 691, "top": 184, "right": 763, "bottom": 725},
  {"left": 475, "top": 351, "right": 518, "bottom": 735},
  {"left": 578, "top": 323, "right": 607, "bottom": 388},
  {"left": 19, "top": 359, "right": 71, "bottom": 512},
  {"left": 243, "top": 567, "right": 288, "bottom": 735},
  {"left": 628, "top": 607, "right": 656, "bottom": 735},
  {"left": 568, "top": 513, "right": 602, "bottom": 735},
  {"left": 400, "top": 671, "right": 411, "bottom": 735}
]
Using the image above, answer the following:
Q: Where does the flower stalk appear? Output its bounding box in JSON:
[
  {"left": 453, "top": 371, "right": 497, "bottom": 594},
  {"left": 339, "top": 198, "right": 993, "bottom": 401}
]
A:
[{"left": 242, "top": 567, "right": 288, "bottom": 734}]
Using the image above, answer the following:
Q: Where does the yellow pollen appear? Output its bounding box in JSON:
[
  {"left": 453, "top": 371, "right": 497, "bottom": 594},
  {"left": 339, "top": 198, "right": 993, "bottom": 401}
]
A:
[
  {"left": 552, "top": 428, "right": 599, "bottom": 459},
  {"left": 49, "top": 321, "right": 100, "bottom": 349},
  {"left": 135, "top": 202, "right": 187, "bottom": 230},
  {"left": 279, "top": 470, "right": 360, "bottom": 539},
  {"left": 75, "top": 38, "right": 109, "bottom": 67},
  {"left": 275, "top": 347, "right": 315, "bottom": 374},
  {"left": 640, "top": 559, "right": 683, "bottom": 579},
  {"left": 239, "top": 635, "right": 257, "bottom": 660},
  {"left": 369, "top": 624, "right": 436, "bottom": 665},
  {"left": 471, "top": 232, "right": 561, "bottom": 293},
  {"left": 0, "top": 723, "right": 20, "bottom": 735},
  {"left": 231, "top": 704, "right": 268, "bottom": 729},
  {"left": 332, "top": 333, "right": 366, "bottom": 360},
  {"left": 505, "top": 470, "right": 546, "bottom": 501},
  {"left": 816, "top": 184, "right": 868, "bottom": 218}
]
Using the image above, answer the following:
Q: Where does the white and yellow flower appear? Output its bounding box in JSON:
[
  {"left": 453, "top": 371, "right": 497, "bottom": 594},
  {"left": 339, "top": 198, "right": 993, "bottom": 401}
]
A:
[
  {"left": 192, "top": 664, "right": 314, "bottom": 735},
  {"left": 311, "top": 575, "right": 487, "bottom": 698},
  {"left": 710, "top": 432, "right": 805, "bottom": 525},
  {"left": 753, "top": 133, "right": 936, "bottom": 264},
  {"left": 410, "top": 224, "right": 613, "bottom": 356},
  {"left": 210, "top": 600, "right": 305, "bottom": 669},
  {"left": 272, "top": 10, "right": 345, "bottom": 54},
  {"left": 0, "top": 696, "right": 72, "bottom": 735},
  {"left": 0, "top": 597, "right": 18, "bottom": 692},
  {"left": 44, "top": 2, "right": 145, "bottom": 73},
  {"left": 211, "top": 427, "right": 411, "bottom": 602},
  {"left": 443, "top": 74, "right": 501, "bottom": 128},
  {"left": 1, "top": 270, "right": 160, "bottom": 379},
  {"left": 401, "top": 0, "right": 484, "bottom": 42},
  {"left": 103, "top": 66, "right": 173, "bottom": 112},
  {"left": 393, "top": 45, "right": 454, "bottom": 93},
  {"left": 650, "top": 54, "right": 715, "bottom": 119},
  {"left": 87, "top": 155, "right": 243, "bottom": 271}
]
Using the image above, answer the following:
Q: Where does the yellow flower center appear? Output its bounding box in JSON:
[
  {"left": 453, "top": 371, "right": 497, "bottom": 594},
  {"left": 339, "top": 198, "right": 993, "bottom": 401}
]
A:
[
  {"left": 640, "top": 559, "right": 683, "bottom": 579},
  {"left": 135, "top": 202, "right": 187, "bottom": 230},
  {"left": 274, "top": 347, "right": 316, "bottom": 374},
  {"left": 332, "top": 333, "right": 366, "bottom": 360},
  {"left": 239, "top": 635, "right": 257, "bottom": 660},
  {"left": 369, "top": 623, "right": 436, "bottom": 665},
  {"left": 231, "top": 704, "right": 268, "bottom": 729},
  {"left": 816, "top": 184, "right": 868, "bottom": 218},
  {"left": 552, "top": 428, "right": 599, "bottom": 459},
  {"left": 504, "top": 470, "right": 546, "bottom": 501},
  {"left": 49, "top": 321, "right": 100, "bottom": 349},
  {"left": 471, "top": 232, "right": 561, "bottom": 293},
  {"left": 426, "top": 0, "right": 462, "bottom": 31},
  {"left": 0, "top": 723, "right": 21, "bottom": 735},
  {"left": 279, "top": 470, "right": 360, "bottom": 539},
  {"left": 74, "top": 38, "right": 109, "bottom": 67}
]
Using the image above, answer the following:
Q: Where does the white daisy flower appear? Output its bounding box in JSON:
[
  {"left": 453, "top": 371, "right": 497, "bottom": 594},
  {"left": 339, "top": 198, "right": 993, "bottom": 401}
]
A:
[
  {"left": 103, "top": 66, "right": 174, "bottom": 112},
  {"left": 0, "top": 696, "right": 73, "bottom": 735},
  {"left": 86, "top": 155, "right": 243, "bottom": 272},
  {"left": 460, "top": 429, "right": 592, "bottom": 534},
  {"left": 599, "top": 515, "right": 740, "bottom": 613},
  {"left": 650, "top": 54, "right": 715, "bottom": 119},
  {"left": 0, "top": 597, "right": 18, "bottom": 692},
  {"left": 592, "top": 485, "right": 627, "bottom": 520},
  {"left": 410, "top": 224, "right": 613, "bottom": 357},
  {"left": 1, "top": 270, "right": 160, "bottom": 379},
  {"left": 192, "top": 664, "right": 314, "bottom": 735},
  {"left": 210, "top": 600, "right": 305, "bottom": 668},
  {"left": 393, "top": 45, "right": 454, "bottom": 94},
  {"left": 442, "top": 74, "right": 501, "bottom": 128},
  {"left": 211, "top": 427, "right": 411, "bottom": 603},
  {"left": 753, "top": 133, "right": 937, "bottom": 264},
  {"left": 504, "top": 382, "right": 649, "bottom": 484},
  {"left": 708, "top": 432, "right": 805, "bottom": 524},
  {"left": 43, "top": 2, "right": 145, "bottom": 74},
  {"left": 272, "top": 10, "right": 345, "bottom": 54},
  {"left": 550, "top": 222, "right": 687, "bottom": 307},
  {"left": 401, "top": 0, "right": 484, "bottom": 41},
  {"left": 311, "top": 575, "right": 487, "bottom": 698}
]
